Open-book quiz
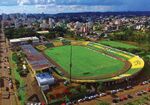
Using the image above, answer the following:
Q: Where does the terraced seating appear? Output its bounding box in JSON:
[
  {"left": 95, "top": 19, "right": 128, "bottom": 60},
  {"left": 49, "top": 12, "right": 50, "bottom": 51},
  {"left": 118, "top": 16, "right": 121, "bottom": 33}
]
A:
[
  {"left": 53, "top": 42, "right": 63, "bottom": 47},
  {"left": 62, "top": 40, "right": 71, "bottom": 45},
  {"left": 71, "top": 41, "right": 89, "bottom": 46},
  {"left": 45, "top": 43, "right": 54, "bottom": 48},
  {"left": 88, "top": 42, "right": 133, "bottom": 60},
  {"left": 35, "top": 45, "right": 47, "bottom": 51},
  {"left": 128, "top": 56, "right": 144, "bottom": 69},
  {"left": 87, "top": 42, "right": 144, "bottom": 81},
  {"left": 110, "top": 56, "right": 144, "bottom": 80}
]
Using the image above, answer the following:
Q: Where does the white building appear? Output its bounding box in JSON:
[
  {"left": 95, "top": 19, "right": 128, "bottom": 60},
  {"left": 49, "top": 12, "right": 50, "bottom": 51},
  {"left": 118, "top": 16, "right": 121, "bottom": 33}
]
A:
[
  {"left": 36, "top": 73, "right": 55, "bottom": 91},
  {"left": 49, "top": 18, "right": 55, "bottom": 28},
  {"left": 10, "top": 36, "right": 39, "bottom": 45},
  {"left": 40, "top": 20, "right": 49, "bottom": 29}
]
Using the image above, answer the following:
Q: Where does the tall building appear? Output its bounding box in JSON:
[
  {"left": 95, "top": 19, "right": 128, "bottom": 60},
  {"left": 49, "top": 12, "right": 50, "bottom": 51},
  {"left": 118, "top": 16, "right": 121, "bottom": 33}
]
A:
[
  {"left": 40, "top": 20, "right": 49, "bottom": 29},
  {"left": 49, "top": 18, "right": 55, "bottom": 28}
]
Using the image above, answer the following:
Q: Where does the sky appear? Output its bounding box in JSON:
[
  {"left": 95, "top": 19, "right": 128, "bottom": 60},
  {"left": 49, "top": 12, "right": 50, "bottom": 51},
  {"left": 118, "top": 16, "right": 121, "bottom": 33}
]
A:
[{"left": 0, "top": 0, "right": 150, "bottom": 14}]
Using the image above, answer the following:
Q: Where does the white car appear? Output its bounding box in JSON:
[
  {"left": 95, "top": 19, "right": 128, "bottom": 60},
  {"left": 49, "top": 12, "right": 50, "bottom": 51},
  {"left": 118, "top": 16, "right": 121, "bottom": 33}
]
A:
[
  {"left": 99, "top": 93, "right": 106, "bottom": 97},
  {"left": 77, "top": 99, "right": 82, "bottom": 103}
]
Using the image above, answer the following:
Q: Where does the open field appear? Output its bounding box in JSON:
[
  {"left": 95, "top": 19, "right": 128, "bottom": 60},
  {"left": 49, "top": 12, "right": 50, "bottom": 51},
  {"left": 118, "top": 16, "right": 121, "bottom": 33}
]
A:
[
  {"left": 99, "top": 40, "right": 138, "bottom": 49},
  {"left": 44, "top": 46, "right": 124, "bottom": 77}
]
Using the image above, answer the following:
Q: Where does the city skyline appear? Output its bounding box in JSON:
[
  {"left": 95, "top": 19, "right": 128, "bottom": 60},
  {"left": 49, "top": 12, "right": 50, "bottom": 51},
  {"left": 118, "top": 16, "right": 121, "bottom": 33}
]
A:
[{"left": 0, "top": 0, "right": 150, "bottom": 14}]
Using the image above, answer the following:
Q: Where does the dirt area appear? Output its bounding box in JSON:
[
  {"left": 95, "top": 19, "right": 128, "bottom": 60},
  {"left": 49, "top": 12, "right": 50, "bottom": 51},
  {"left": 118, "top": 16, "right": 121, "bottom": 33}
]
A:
[{"left": 22, "top": 70, "right": 45, "bottom": 103}]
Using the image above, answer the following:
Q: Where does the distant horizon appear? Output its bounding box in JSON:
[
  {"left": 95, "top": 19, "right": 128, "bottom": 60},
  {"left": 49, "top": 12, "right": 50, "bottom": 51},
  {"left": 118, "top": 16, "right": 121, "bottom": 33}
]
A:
[{"left": 2, "top": 11, "right": 150, "bottom": 15}]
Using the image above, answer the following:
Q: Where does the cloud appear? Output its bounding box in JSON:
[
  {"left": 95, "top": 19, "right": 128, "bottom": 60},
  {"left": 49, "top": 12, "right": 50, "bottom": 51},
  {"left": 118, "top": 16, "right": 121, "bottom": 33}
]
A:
[
  {"left": 16, "top": 0, "right": 123, "bottom": 6},
  {"left": 55, "top": 0, "right": 123, "bottom": 6},
  {"left": 35, "top": 4, "right": 112, "bottom": 13},
  {"left": 14, "top": 0, "right": 115, "bottom": 13},
  {"left": 17, "top": 0, "right": 32, "bottom": 5},
  {"left": 0, "top": 0, "right": 150, "bottom": 14},
  {"left": 0, "top": 0, "right": 17, "bottom": 6},
  {"left": 16, "top": 0, "right": 56, "bottom": 5}
]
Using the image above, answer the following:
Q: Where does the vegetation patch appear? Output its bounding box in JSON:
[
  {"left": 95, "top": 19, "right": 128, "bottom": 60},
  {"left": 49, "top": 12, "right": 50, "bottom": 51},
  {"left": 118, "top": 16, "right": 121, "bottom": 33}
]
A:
[{"left": 10, "top": 52, "right": 26, "bottom": 105}]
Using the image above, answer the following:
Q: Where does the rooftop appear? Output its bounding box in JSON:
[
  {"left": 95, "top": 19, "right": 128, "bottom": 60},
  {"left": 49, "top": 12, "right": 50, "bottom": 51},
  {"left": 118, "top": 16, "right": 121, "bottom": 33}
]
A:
[
  {"left": 37, "top": 31, "right": 49, "bottom": 34},
  {"left": 21, "top": 44, "right": 51, "bottom": 71},
  {"left": 36, "top": 72, "right": 54, "bottom": 86},
  {"left": 10, "top": 36, "right": 39, "bottom": 43}
]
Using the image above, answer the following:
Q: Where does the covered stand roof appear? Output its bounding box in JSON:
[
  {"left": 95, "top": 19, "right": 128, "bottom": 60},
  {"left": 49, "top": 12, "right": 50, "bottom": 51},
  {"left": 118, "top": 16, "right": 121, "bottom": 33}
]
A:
[{"left": 21, "top": 44, "right": 51, "bottom": 71}]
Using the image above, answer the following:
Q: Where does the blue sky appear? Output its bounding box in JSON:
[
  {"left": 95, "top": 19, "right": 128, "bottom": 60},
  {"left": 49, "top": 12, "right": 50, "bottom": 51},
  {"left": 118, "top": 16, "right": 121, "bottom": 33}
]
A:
[{"left": 0, "top": 0, "right": 150, "bottom": 14}]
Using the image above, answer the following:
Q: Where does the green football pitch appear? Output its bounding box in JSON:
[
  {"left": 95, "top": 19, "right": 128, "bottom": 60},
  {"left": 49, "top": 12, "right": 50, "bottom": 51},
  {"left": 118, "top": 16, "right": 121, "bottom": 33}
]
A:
[{"left": 44, "top": 46, "right": 124, "bottom": 77}]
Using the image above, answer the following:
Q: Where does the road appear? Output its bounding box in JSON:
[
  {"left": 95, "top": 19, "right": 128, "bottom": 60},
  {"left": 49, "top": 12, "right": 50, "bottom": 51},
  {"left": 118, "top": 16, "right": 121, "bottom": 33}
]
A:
[
  {"left": 0, "top": 20, "right": 46, "bottom": 105},
  {"left": 0, "top": 20, "right": 18, "bottom": 105}
]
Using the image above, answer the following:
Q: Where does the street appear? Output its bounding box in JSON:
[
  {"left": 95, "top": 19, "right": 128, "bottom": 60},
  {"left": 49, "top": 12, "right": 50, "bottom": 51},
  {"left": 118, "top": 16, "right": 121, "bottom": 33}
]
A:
[{"left": 0, "top": 20, "right": 18, "bottom": 105}]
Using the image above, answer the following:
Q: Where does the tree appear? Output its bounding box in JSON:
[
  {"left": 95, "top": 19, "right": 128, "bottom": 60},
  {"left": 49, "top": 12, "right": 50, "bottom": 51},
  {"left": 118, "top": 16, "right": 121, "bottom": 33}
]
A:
[
  {"left": 97, "top": 82, "right": 103, "bottom": 92},
  {"left": 5, "top": 27, "right": 36, "bottom": 39},
  {"left": 69, "top": 88, "right": 79, "bottom": 95},
  {"left": 80, "top": 85, "right": 87, "bottom": 94},
  {"left": 65, "top": 95, "right": 70, "bottom": 103}
]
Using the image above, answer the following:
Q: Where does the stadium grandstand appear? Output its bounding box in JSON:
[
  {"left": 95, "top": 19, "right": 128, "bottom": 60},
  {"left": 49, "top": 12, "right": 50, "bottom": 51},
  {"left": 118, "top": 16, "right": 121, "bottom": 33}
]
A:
[{"left": 21, "top": 44, "right": 52, "bottom": 76}]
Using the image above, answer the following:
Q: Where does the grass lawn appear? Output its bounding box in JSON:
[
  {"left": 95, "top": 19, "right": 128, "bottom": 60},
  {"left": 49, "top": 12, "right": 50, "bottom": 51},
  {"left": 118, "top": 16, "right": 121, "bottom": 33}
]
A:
[
  {"left": 99, "top": 40, "right": 138, "bottom": 49},
  {"left": 10, "top": 52, "right": 26, "bottom": 105},
  {"left": 44, "top": 46, "right": 124, "bottom": 77}
]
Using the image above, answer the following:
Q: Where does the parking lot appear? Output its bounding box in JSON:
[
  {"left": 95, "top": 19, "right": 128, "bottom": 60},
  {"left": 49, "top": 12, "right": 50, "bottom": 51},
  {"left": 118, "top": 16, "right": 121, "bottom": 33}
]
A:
[{"left": 76, "top": 81, "right": 150, "bottom": 105}]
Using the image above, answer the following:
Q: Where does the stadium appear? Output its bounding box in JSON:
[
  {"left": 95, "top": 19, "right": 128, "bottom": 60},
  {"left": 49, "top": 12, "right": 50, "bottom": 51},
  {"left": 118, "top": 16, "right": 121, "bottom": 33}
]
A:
[{"left": 37, "top": 41, "right": 144, "bottom": 83}]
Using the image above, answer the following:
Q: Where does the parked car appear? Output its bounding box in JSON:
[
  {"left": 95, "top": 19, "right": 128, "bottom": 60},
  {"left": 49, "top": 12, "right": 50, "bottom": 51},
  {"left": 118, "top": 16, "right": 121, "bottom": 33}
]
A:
[
  {"left": 141, "top": 90, "right": 147, "bottom": 94},
  {"left": 147, "top": 79, "right": 150, "bottom": 83},
  {"left": 119, "top": 95, "right": 128, "bottom": 101},
  {"left": 110, "top": 90, "right": 117, "bottom": 94},
  {"left": 127, "top": 94, "right": 133, "bottom": 98},
  {"left": 83, "top": 96, "right": 89, "bottom": 101},
  {"left": 146, "top": 88, "right": 150, "bottom": 92},
  {"left": 99, "top": 93, "right": 106, "bottom": 97},
  {"left": 77, "top": 99, "right": 83, "bottom": 103},
  {"left": 125, "top": 86, "right": 132, "bottom": 90},
  {"left": 136, "top": 92, "right": 142, "bottom": 96},
  {"left": 71, "top": 101, "right": 77, "bottom": 104},
  {"left": 117, "top": 88, "right": 124, "bottom": 92},
  {"left": 112, "top": 98, "right": 120, "bottom": 103},
  {"left": 140, "top": 81, "right": 149, "bottom": 85}
]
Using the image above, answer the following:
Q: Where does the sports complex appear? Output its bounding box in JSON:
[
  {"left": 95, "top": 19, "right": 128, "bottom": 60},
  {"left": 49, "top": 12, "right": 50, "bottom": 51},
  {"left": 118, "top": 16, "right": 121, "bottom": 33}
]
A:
[{"left": 36, "top": 41, "right": 144, "bottom": 83}]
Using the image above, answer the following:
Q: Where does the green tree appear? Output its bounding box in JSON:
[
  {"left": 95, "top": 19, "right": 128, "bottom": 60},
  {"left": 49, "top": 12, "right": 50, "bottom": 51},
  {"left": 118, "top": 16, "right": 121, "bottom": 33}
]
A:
[
  {"left": 80, "top": 85, "right": 87, "bottom": 95},
  {"left": 97, "top": 82, "right": 103, "bottom": 92},
  {"left": 70, "top": 88, "right": 79, "bottom": 95},
  {"left": 5, "top": 28, "right": 36, "bottom": 39}
]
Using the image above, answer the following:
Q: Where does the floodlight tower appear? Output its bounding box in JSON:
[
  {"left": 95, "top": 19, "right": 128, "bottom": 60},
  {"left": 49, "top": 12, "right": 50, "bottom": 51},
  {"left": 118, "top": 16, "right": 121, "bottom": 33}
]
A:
[{"left": 69, "top": 45, "right": 72, "bottom": 83}]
